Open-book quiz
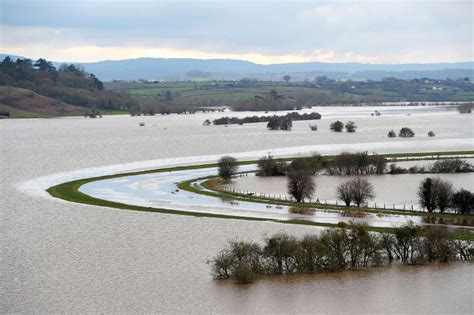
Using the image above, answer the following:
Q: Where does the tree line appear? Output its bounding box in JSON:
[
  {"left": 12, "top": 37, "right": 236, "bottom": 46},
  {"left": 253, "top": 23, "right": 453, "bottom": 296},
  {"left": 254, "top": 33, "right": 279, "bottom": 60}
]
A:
[
  {"left": 210, "top": 223, "right": 472, "bottom": 284},
  {"left": 211, "top": 112, "right": 321, "bottom": 126}
]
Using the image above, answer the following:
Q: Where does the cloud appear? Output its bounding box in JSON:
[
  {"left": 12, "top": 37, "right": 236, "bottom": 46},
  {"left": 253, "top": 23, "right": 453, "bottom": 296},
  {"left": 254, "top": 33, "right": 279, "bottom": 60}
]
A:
[{"left": 1, "top": 0, "right": 472, "bottom": 63}]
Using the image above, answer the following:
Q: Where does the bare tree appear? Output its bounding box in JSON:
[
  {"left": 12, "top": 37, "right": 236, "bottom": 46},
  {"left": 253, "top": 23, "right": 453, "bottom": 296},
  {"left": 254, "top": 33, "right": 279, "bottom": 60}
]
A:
[
  {"left": 432, "top": 178, "right": 454, "bottom": 213},
  {"left": 349, "top": 177, "right": 375, "bottom": 207},
  {"left": 287, "top": 170, "right": 315, "bottom": 202},
  {"left": 218, "top": 156, "right": 238, "bottom": 181},
  {"left": 336, "top": 181, "right": 353, "bottom": 206}
]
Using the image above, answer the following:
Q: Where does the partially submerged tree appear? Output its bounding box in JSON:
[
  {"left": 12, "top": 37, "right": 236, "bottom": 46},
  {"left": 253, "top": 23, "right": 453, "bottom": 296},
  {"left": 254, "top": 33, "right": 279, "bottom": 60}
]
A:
[
  {"left": 336, "top": 181, "right": 353, "bottom": 206},
  {"left": 257, "top": 154, "right": 288, "bottom": 176},
  {"left": 349, "top": 177, "right": 375, "bottom": 207},
  {"left": 330, "top": 120, "right": 344, "bottom": 132},
  {"left": 451, "top": 189, "right": 473, "bottom": 214},
  {"left": 218, "top": 156, "right": 238, "bottom": 181},
  {"left": 387, "top": 130, "right": 396, "bottom": 137},
  {"left": 345, "top": 121, "right": 357, "bottom": 133},
  {"left": 432, "top": 178, "right": 453, "bottom": 213},
  {"left": 287, "top": 170, "right": 315, "bottom": 202},
  {"left": 418, "top": 178, "right": 436, "bottom": 212},
  {"left": 399, "top": 127, "right": 415, "bottom": 138}
]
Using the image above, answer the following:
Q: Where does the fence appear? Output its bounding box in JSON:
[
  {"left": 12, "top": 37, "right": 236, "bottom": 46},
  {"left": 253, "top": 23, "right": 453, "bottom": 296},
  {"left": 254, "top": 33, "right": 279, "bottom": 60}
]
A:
[{"left": 220, "top": 186, "right": 425, "bottom": 213}]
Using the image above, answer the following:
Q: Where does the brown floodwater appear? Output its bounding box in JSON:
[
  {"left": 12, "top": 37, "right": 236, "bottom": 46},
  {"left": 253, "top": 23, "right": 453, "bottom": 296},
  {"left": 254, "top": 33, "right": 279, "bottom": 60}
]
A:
[{"left": 2, "top": 106, "right": 473, "bottom": 312}]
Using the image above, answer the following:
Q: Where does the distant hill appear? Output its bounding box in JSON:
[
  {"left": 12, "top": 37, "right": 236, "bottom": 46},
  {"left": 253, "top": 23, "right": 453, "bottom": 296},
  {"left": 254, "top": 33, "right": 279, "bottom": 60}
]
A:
[{"left": 1, "top": 54, "right": 472, "bottom": 81}]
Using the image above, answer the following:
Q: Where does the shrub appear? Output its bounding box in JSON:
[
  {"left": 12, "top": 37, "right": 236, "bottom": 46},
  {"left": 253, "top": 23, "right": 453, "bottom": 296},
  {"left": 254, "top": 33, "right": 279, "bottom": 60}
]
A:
[
  {"left": 309, "top": 124, "right": 318, "bottom": 131},
  {"left": 428, "top": 131, "right": 435, "bottom": 137},
  {"left": 399, "top": 127, "right": 415, "bottom": 137},
  {"left": 387, "top": 130, "right": 397, "bottom": 137},
  {"left": 330, "top": 120, "right": 344, "bottom": 132},
  {"left": 345, "top": 121, "right": 357, "bottom": 132},
  {"left": 257, "top": 154, "right": 288, "bottom": 176}
]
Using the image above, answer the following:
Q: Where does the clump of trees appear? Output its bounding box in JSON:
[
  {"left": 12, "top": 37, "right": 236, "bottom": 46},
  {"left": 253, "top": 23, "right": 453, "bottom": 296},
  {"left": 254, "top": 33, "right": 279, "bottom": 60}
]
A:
[
  {"left": 256, "top": 154, "right": 322, "bottom": 177},
  {"left": 267, "top": 116, "right": 292, "bottom": 130},
  {"left": 330, "top": 120, "right": 344, "bottom": 132},
  {"left": 210, "top": 224, "right": 472, "bottom": 284},
  {"left": 388, "top": 159, "right": 473, "bottom": 175},
  {"left": 336, "top": 177, "right": 375, "bottom": 207},
  {"left": 0, "top": 57, "right": 137, "bottom": 111},
  {"left": 256, "top": 155, "right": 288, "bottom": 176},
  {"left": 218, "top": 156, "right": 238, "bottom": 182},
  {"left": 431, "top": 159, "right": 473, "bottom": 173},
  {"left": 345, "top": 121, "right": 357, "bottom": 132},
  {"left": 212, "top": 112, "right": 321, "bottom": 126},
  {"left": 325, "top": 152, "right": 387, "bottom": 175},
  {"left": 418, "top": 178, "right": 473, "bottom": 214},
  {"left": 330, "top": 120, "right": 357, "bottom": 132},
  {"left": 452, "top": 189, "right": 474, "bottom": 214},
  {"left": 399, "top": 127, "right": 415, "bottom": 137}
]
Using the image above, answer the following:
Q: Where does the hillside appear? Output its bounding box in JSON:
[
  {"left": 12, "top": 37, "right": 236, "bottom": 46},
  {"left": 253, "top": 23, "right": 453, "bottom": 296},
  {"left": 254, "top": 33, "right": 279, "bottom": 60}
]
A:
[
  {"left": 0, "top": 86, "right": 85, "bottom": 118},
  {"left": 0, "top": 56, "right": 137, "bottom": 118}
]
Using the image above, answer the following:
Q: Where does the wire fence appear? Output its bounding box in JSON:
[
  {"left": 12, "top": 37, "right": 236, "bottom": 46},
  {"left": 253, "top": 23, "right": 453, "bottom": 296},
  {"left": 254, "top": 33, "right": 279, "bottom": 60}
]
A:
[{"left": 220, "top": 186, "right": 426, "bottom": 212}]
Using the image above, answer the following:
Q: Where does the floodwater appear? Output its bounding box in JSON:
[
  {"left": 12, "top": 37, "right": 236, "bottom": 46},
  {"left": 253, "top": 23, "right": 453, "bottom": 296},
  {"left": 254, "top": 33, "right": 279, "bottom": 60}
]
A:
[
  {"left": 1, "top": 105, "right": 474, "bottom": 313},
  {"left": 224, "top": 159, "right": 474, "bottom": 210},
  {"left": 79, "top": 164, "right": 473, "bottom": 229}
]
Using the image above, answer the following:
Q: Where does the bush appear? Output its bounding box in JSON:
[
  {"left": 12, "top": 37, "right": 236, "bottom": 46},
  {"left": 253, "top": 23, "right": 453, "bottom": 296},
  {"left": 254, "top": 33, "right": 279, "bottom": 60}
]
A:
[
  {"left": 257, "top": 154, "right": 288, "bottom": 176},
  {"left": 309, "top": 124, "right": 318, "bottom": 131},
  {"left": 345, "top": 121, "right": 357, "bottom": 132},
  {"left": 330, "top": 120, "right": 344, "bottom": 132},
  {"left": 387, "top": 130, "right": 396, "bottom": 137},
  {"left": 428, "top": 131, "right": 435, "bottom": 137},
  {"left": 399, "top": 127, "right": 415, "bottom": 137}
]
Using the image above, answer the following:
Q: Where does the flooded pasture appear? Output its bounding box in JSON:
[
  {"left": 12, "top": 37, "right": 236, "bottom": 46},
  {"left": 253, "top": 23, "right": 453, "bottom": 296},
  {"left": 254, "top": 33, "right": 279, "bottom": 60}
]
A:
[{"left": 2, "top": 105, "right": 473, "bottom": 312}]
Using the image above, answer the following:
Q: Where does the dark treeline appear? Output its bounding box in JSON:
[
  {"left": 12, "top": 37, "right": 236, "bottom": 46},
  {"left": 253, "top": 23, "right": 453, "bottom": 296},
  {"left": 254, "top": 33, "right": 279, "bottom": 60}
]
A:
[
  {"left": 325, "top": 152, "right": 386, "bottom": 175},
  {"left": 257, "top": 152, "right": 386, "bottom": 176},
  {"left": 212, "top": 112, "right": 321, "bottom": 126},
  {"left": 257, "top": 153, "right": 472, "bottom": 177},
  {"left": 418, "top": 178, "right": 473, "bottom": 214},
  {"left": 211, "top": 223, "right": 472, "bottom": 284},
  {"left": 389, "top": 158, "right": 473, "bottom": 174},
  {"left": 0, "top": 57, "right": 137, "bottom": 111},
  {"left": 257, "top": 154, "right": 323, "bottom": 176}
]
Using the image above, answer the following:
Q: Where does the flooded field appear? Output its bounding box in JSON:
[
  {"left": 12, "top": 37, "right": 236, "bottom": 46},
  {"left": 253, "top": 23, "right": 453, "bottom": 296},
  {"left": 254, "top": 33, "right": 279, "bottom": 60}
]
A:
[
  {"left": 2, "top": 105, "right": 474, "bottom": 312},
  {"left": 223, "top": 159, "right": 474, "bottom": 210}
]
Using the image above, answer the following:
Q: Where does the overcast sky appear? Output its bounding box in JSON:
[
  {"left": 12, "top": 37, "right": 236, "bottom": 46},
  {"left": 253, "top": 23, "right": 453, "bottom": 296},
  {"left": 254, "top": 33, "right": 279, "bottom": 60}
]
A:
[{"left": 0, "top": 0, "right": 472, "bottom": 64}]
